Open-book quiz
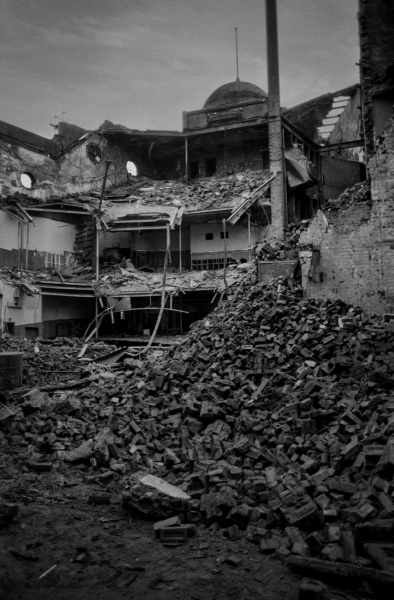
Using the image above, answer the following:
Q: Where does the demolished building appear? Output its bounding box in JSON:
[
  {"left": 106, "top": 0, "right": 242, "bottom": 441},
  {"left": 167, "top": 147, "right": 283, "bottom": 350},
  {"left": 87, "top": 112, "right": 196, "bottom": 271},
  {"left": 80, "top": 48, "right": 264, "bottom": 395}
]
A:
[
  {"left": 299, "top": 0, "right": 394, "bottom": 314},
  {"left": 1, "top": 0, "right": 393, "bottom": 342},
  {"left": 0, "top": 79, "right": 367, "bottom": 339}
]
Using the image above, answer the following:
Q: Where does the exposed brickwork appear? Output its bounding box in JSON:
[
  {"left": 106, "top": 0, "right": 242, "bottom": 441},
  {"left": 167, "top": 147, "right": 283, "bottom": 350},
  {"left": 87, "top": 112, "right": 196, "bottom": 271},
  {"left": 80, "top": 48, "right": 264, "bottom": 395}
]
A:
[
  {"left": 359, "top": 0, "right": 394, "bottom": 158},
  {"left": 300, "top": 116, "right": 394, "bottom": 314}
]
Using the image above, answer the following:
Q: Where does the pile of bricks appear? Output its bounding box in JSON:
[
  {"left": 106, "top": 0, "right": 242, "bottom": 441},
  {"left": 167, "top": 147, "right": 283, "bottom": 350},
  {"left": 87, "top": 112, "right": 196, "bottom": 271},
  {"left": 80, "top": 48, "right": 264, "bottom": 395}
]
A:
[
  {"left": 256, "top": 220, "right": 310, "bottom": 263},
  {"left": 107, "top": 170, "right": 271, "bottom": 212},
  {"left": 1, "top": 334, "right": 116, "bottom": 388},
  {"left": 2, "top": 270, "right": 394, "bottom": 574},
  {"left": 322, "top": 181, "right": 371, "bottom": 222}
]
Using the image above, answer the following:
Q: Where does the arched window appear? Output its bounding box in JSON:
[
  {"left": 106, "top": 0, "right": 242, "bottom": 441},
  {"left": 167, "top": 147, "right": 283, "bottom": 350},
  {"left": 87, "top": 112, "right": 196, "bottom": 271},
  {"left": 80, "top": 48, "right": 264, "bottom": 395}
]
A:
[{"left": 126, "top": 161, "right": 138, "bottom": 177}]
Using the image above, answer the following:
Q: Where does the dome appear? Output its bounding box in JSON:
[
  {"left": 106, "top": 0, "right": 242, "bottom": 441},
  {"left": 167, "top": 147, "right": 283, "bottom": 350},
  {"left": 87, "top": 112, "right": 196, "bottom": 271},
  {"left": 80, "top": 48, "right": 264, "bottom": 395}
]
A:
[{"left": 203, "top": 78, "right": 267, "bottom": 110}]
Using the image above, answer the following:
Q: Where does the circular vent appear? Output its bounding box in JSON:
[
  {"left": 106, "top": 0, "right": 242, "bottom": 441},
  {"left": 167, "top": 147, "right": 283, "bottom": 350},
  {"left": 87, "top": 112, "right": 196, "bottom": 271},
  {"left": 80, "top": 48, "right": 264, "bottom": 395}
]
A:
[
  {"left": 87, "top": 143, "right": 102, "bottom": 164},
  {"left": 20, "top": 172, "right": 35, "bottom": 189}
]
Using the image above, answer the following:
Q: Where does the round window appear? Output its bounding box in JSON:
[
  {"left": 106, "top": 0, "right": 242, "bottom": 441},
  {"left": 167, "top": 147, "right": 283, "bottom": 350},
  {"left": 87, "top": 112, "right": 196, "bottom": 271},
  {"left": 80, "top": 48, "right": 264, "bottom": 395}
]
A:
[
  {"left": 126, "top": 161, "right": 138, "bottom": 177},
  {"left": 20, "top": 172, "right": 36, "bottom": 189},
  {"left": 87, "top": 143, "right": 102, "bottom": 163}
]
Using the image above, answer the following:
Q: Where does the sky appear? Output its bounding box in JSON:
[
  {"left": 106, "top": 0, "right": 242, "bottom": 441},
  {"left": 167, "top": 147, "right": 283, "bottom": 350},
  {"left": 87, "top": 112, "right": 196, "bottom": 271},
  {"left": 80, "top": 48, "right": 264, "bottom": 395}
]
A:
[{"left": 1, "top": 0, "right": 360, "bottom": 139}]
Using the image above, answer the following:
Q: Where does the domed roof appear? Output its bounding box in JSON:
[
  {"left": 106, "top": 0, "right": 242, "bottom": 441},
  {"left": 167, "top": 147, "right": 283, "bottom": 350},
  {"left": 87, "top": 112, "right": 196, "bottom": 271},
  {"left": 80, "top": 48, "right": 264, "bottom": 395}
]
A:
[{"left": 203, "top": 78, "right": 267, "bottom": 110}]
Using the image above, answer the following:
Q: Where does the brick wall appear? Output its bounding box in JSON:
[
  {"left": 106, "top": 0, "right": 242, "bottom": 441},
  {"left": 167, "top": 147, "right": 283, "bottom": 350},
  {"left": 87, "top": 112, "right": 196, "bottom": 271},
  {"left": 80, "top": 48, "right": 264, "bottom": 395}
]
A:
[
  {"left": 359, "top": 0, "right": 394, "bottom": 158},
  {"left": 300, "top": 116, "right": 394, "bottom": 314}
]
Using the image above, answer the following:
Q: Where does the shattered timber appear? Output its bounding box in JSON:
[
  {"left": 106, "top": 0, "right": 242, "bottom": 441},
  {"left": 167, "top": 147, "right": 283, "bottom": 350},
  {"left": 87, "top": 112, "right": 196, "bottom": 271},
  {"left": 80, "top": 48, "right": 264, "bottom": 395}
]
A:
[{"left": 1, "top": 0, "right": 394, "bottom": 599}]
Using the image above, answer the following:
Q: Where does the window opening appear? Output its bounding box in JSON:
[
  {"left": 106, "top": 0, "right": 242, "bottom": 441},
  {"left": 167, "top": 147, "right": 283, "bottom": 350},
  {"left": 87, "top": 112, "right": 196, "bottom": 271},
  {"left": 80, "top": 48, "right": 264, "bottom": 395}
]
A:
[
  {"left": 126, "top": 161, "right": 138, "bottom": 176},
  {"left": 192, "top": 257, "right": 236, "bottom": 271},
  {"left": 20, "top": 172, "right": 35, "bottom": 189},
  {"left": 87, "top": 144, "right": 102, "bottom": 164},
  {"left": 220, "top": 231, "right": 229, "bottom": 239},
  {"left": 205, "top": 233, "right": 214, "bottom": 240}
]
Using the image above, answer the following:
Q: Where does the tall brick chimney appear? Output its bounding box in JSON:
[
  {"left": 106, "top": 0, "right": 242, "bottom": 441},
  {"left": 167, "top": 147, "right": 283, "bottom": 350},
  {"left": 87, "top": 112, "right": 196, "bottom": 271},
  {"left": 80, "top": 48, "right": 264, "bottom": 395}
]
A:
[{"left": 265, "top": 0, "right": 286, "bottom": 240}]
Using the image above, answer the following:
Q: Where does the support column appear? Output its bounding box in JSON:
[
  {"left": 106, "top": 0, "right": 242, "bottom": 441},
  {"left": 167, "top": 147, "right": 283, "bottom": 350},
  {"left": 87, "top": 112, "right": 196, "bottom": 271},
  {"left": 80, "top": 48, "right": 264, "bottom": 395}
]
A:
[
  {"left": 247, "top": 213, "right": 251, "bottom": 262},
  {"left": 179, "top": 223, "right": 182, "bottom": 273},
  {"left": 265, "top": 0, "right": 285, "bottom": 240},
  {"left": 185, "top": 137, "right": 189, "bottom": 185}
]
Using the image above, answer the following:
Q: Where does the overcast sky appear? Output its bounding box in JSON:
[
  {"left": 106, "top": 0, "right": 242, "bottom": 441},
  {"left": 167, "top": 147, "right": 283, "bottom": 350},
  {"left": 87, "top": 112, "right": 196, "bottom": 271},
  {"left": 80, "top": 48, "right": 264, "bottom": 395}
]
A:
[{"left": 1, "top": 0, "right": 360, "bottom": 138}]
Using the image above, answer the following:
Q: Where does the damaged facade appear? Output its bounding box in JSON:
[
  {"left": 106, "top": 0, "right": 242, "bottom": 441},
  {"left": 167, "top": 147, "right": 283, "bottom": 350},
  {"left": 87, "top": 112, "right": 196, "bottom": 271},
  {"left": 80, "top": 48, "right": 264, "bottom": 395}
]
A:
[
  {"left": 2, "top": 0, "right": 393, "bottom": 341},
  {"left": 299, "top": 0, "right": 394, "bottom": 314}
]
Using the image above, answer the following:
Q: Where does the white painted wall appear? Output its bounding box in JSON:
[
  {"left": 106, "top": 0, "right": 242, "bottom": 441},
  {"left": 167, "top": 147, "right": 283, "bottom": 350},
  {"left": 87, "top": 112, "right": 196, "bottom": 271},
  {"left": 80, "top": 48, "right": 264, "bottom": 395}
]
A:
[
  {"left": 0, "top": 212, "right": 19, "bottom": 249},
  {"left": 0, "top": 280, "right": 42, "bottom": 330},
  {"left": 0, "top": 213, "right": 77, "bottom": 254},
  {"left": 27, "top": 218, "right": 77, "bottom": 254},
  {"left": 190, "top": 222, "right": 261, "bottom": 254}
]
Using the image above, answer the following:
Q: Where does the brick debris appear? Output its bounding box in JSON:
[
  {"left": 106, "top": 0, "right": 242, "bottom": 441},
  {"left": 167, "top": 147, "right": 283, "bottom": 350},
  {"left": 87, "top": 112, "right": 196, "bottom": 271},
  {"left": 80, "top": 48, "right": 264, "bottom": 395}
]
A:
[{"left": 1, "top": 268, "right": 394, "bottom": 576}]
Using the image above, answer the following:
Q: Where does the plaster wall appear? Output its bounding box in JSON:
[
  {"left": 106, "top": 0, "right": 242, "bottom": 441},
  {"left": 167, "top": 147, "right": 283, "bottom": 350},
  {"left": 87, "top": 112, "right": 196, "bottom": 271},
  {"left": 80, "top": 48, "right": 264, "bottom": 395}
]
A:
[
  {"left": 0, "top": 212, "right": 19, "bottom": 249},
  {"left": 0, "top": 133, "right": 133, "bottom": 200},
  {"left": 0, "top": 213, "right": 77, "bottom": 258},
  {"left": 0, "top": 140, "right": 58, "bottom": 201},
  {"left": 190, "top": 221, "right": 259, "bottom": 254},
  {"left": 0, "top": 281, "right": 42, "bottom": 331}
]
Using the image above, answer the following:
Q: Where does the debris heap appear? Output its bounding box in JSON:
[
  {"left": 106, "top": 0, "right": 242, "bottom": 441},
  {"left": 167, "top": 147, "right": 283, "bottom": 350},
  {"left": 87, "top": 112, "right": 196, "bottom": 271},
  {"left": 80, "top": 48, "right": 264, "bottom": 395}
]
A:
[
  {"left": 1, "top": 334, "right": 116, "bottom": 388},
  {"left": 2, "top": 270, "right": 394, "bottom": 574},
  {"left": 322, "top": 181, "right": 371, "bottom": 222},
  {"left": 108, "top": 170, "right": 271, "bottom": 211}
]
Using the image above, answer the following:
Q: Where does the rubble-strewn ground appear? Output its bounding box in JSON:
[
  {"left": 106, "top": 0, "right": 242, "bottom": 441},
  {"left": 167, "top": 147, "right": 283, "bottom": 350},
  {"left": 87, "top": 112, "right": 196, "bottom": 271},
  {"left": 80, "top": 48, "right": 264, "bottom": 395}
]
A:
[
  {"left": 0, "top": 492, "right": 304, "bottom": 600},
  {"left": 2, "top": 266, "right": 394, "bottom": 599}
]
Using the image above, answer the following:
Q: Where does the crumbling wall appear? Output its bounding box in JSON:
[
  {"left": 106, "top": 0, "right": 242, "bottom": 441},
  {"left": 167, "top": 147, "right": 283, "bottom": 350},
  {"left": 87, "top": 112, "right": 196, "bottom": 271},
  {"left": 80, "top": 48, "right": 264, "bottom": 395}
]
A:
[
  {"left": 56, "top": 133, "right": 131, "bottom": 195},
  {"left": 321, "top": 155, "right": 363, "bottom": 200},
  {"left": 0, "top": 139, "right": 59, "bottom": 201},
  {"left": 300, "top": 116, "right": 394, "bottom": 314},
  {"left": 359, "top": 0, "right": 394, "bottom": 157},
  {"left": 0, "top": 133, "right": 133, "bottom": 200}
]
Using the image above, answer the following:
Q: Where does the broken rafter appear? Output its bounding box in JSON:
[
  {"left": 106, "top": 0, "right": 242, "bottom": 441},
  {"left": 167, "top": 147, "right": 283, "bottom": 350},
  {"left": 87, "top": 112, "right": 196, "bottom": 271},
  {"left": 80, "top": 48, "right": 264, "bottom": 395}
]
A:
[{"left": 227, "top": 174, "right": 275, "bottom": 225}]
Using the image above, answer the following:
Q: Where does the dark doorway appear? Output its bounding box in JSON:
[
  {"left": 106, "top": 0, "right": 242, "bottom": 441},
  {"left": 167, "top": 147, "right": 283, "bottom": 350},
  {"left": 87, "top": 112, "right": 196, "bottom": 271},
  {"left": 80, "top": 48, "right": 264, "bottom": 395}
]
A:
[
  {"left": 190, "top": 161, "right": 199, "bottom": 179},
  {"left": 205, "top": 158, "right": 217, "bottom": 177},
  {"left": 5, "top": 322, "right": 15, "bottom": 335}
]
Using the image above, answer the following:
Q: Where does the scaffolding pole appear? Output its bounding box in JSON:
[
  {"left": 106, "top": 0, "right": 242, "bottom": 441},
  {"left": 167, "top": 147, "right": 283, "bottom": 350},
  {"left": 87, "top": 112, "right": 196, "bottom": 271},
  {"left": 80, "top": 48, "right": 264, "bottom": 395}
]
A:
[{"left": 185, "top": 137, "right": 189, "bottom": 185}]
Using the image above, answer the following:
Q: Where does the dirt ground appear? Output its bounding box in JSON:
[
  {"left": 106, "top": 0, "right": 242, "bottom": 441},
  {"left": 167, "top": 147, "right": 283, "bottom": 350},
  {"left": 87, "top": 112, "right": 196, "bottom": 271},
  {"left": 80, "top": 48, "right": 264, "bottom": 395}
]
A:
[{"left": 0, "top": 470, "right": 367, "bottom": 600}]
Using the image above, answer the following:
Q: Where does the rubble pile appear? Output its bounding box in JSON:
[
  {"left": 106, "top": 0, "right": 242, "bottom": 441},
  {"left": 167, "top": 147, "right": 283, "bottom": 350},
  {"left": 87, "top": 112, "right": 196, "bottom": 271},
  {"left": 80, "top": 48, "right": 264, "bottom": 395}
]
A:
[
  {"left": 0, "top": 268, "right": 39, "bottom": 296},
  {"left": 96, "top": 262, "right": 254, "bottom": 296},
  {"left": 2, "top": 270, "right": 394, "bottom": 573},
  {"left": 108, "top": 170, "right": 271, "bottom": 211},
  {"left": 256, "top": 221, "right": 310, "bottom": 263},
  {"left": 1, "top": 334, "right": 116, "bottom": 388},
  {"left": 322, "top": 181, "right": 371, "bottom": 220}
]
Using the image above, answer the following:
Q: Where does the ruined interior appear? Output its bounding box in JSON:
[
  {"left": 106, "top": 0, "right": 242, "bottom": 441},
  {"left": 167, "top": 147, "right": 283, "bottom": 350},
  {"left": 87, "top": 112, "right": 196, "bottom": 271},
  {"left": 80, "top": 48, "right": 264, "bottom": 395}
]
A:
[{"left": 1, "top": 1, "right": 394, "bottom": 599}]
